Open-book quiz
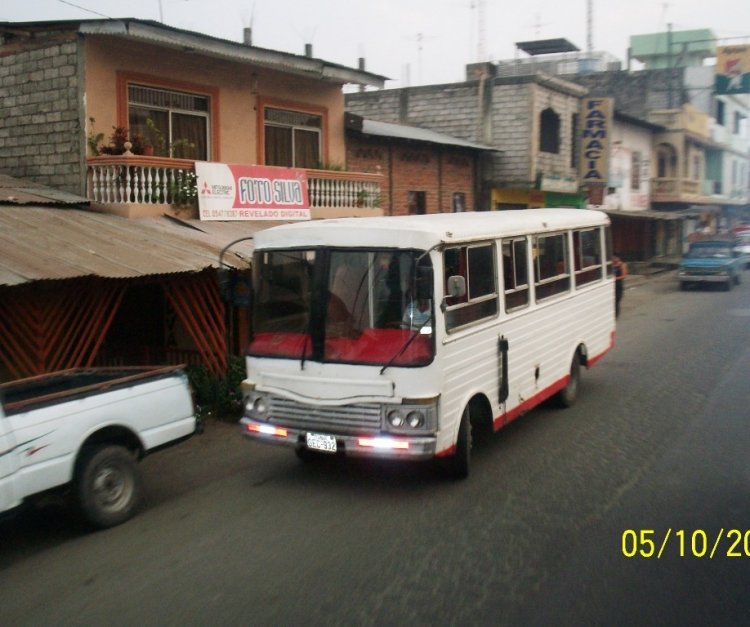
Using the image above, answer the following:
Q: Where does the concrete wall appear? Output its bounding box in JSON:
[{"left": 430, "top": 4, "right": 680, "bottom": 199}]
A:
[
  {"left": 84, "top": 36, "right": 347, "bottom": 167},
  {"left": 567, "top": 69, "right": 685, "bottom": 119},
  {"left": 0, "top": 30, "right": 84, "bottom": 194},
  {"left": 604, "top": 119, "right": 654, "bottom": 211},
  {"left": 347, "top": 75, "right": 584, "bottom": 192},
  {"left": 0, "top": 29, "right": 351, "bottom": 195}
]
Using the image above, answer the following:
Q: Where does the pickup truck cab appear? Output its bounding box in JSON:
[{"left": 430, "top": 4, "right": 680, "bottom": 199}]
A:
[
  {"left": 0, "top": 366, "right": 196, "bottom": 528},
  {"left": 678, "top": 239, "right": 743, "bottom": 291}
]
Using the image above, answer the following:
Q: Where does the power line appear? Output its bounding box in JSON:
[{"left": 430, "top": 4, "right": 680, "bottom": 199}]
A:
[{"left": 56, "top": 0, "right": 112, "bottom": 18}]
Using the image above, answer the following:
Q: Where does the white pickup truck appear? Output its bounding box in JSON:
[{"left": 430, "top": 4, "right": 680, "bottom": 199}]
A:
[{"left": 0, "top": 365, "right": 197, "bottom": 528}]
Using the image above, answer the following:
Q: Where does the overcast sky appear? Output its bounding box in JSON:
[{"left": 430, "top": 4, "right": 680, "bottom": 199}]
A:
[{"left": 3, "top": 0, "right": 749, "bottom": 87}]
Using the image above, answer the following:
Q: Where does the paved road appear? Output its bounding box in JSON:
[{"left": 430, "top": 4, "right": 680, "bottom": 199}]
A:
[{"left": 1, "top": 271, "right": 748, "bottom": 626}]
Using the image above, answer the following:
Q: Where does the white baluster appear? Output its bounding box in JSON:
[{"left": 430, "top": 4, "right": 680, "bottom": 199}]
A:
[
  {"left": 120, "top": 166, "right": 129, "bottom": 203},
  {"left": 131, "top": 167, "right": 140, "bottom": 203},
  {"left": 309, "top": 178, "right": 318, "bottom": 208},
  {"left": 105, "top": 166, "right": 114, "bottom": 203},
  {"left": 91, "top": 166, "right": 100, "bottom": 202},
  {"left": 151, "top": 168, "right": 166, "bottom": 204}
]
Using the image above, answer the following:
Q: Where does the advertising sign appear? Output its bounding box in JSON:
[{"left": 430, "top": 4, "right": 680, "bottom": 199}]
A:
[
  {"left": 715, "top": 45, "right": 750, "bottom": 95},
  {"left": 580, "top": 98, "right": 613, "bottom": 187},
  {"left": 195, "top": 162, "right": 311, "bottom": 221}
]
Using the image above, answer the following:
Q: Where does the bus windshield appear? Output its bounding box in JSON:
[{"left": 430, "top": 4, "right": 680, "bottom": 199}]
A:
[{"left": 249, "top": 248, "right": 434, "bottom": 367}]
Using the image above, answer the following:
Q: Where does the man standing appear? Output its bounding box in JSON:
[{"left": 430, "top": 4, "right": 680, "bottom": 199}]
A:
[{"left": 613, "top": 253, "right": 627, "bottom": 318}]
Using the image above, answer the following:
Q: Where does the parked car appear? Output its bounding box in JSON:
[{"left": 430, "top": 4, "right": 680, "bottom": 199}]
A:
[
  {"left": 678, "top": 239, "right": 743, "bottom": 291},
  {"left": 0, "top": 365, "right": 197, "bottom": 528},
  {"left": 733, "top": 230, "right": 750, "bottom": 269}
]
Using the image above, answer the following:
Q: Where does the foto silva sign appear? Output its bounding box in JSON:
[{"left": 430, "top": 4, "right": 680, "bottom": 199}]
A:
[{"left": 195, "top": 162, "right": 311, "bottom": 221}]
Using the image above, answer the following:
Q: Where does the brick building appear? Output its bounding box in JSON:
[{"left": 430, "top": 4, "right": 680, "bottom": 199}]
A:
[
  {"left": 345, "top": 114, "right": 495, "bottom": 215},
  {"left": 346, "top": 65, "right": 588, "bottom": 211}
]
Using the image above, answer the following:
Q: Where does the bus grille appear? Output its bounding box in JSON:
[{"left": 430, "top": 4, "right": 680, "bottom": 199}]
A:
[{"left": 268, "top": 396, "right": 382, "bottom": 434}]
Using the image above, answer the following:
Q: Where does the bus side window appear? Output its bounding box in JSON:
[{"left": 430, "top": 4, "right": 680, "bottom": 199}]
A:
[
  {"left": 444, "top": 243, "right": 498, "bottom": 331},
  {"left": 444, "top": 247, "right": 468, "bottom": 306},
  {"left": 503, "top": 238, "right": 529, "bottom": 311},
  {"left": 534, "top": 233, "right": 570, "bottom": 300},
  {"left": 573, "top": 228, "right": 603, "bottom": 287}
]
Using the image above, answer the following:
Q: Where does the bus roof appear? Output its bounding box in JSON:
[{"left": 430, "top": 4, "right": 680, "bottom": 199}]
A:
[{"left": 253, "top": 208, "right": 610, "bottom": 251}]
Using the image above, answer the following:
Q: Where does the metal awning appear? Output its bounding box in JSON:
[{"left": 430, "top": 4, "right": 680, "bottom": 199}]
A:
[
  {"left": 0, "top": 19, "right": 388, "bottom": 87},
  {"left": 603, "top": 209, "right": 684, "bottom": 220},
  {"left": 0, "top": 174, "right": 89, "bottom": 206},
  {"left": 348, "top": 116, "right": 498, "bottom": 152},
  {"left": 0, "top": 206, "right": 281, "bottom": 287}
]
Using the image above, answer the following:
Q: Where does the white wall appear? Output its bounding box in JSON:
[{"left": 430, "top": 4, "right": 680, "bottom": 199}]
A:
[{"left": 604, "top": 119, "right": 653, "bottom": 211}]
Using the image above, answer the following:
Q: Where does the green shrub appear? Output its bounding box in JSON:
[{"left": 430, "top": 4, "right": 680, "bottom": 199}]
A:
[{"left": 186, "top": 355, "right": 245, "bottom": 422}]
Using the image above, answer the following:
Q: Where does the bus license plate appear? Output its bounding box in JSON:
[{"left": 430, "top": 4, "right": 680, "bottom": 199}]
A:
[{"left": 306, "top": 433, "right": 337, "bottom": 453}]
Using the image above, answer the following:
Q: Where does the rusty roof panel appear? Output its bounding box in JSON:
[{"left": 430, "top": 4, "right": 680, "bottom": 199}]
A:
[
  {"left": 0, "top": 206, "right": 280, "bottom": 287},
  {"left": 0, "top": 175, "right": 89, "bottom": 206}
]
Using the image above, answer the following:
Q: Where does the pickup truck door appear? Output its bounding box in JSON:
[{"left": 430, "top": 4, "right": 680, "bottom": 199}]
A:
[{"left": 0, "top": 408, "right": 17, "bottom": 512}]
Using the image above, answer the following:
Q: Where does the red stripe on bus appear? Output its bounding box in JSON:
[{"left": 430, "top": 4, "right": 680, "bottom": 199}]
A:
[{"left": 436, "top": 334, "right": 616, "bottom": 457}]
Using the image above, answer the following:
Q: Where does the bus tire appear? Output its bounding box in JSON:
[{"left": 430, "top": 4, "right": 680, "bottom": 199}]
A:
[
  {"left": 556, "top": 355, "right": 580, "bottom": 408},
  {"left": 444, "top": 407, "right": 471, "bottom": 480}
]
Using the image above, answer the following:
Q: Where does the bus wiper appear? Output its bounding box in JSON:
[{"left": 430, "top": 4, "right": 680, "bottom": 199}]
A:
[
  {"left": 300, "top": 334, "right": 310, "bottom": 370},
  {"left": 379, "top": 317, "right": 431, "bottom": 375}
]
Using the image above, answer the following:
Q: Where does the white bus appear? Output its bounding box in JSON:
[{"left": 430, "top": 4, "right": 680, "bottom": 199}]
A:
[{"left": 240, "top": 209, "right": 615, "bottom": 477}]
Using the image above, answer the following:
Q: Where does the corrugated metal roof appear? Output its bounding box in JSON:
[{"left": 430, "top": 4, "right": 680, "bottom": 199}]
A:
[
  {"left": 359, "top": 119, "right": 498, "bottom": 152},
  {"left": 0, "top": 206, "right": 281, "bottom": 287},
  {"left": 604, "top": 209, "right": 684, "bottom": 220},
  {"left": 0, "top": 19, "right": 387, "bottom": 87},
  {"left": 0, "top": 175, "right": 89, "bottom": 206}
]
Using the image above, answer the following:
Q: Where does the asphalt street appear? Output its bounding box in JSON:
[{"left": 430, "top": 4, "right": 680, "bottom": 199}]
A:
[{"left": 0, "top": 269, "right": 748, "bottom": 626}]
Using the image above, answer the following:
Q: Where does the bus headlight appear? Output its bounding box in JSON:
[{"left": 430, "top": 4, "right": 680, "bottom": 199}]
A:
[
  {"left": 244, "top": 393, "right": 270, "bottom": 420},
  {"left": 383, "top": 400, "right": 437, "bottom": 435},
  {"left": 407, "top": 411, "right": 425, "bottom": 428},
  {"left": 387, "top": 410, "right": 405, "bottom": 427}
]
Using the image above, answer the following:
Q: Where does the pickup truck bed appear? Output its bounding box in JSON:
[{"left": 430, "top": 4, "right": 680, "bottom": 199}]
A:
[
  {"left": 2, "top": 366, "right": 187, "bottom": 414},
  {"left": 1, "top": 365, "right": 197, "bottom": 529}
]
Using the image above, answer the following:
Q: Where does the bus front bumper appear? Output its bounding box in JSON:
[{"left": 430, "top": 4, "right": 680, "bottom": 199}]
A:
[{"left": 240, "top": 417, "right": 437, "bottom": 460}]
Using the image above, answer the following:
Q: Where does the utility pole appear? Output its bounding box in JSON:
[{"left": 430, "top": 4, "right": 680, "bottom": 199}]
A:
[
  {"left": 477, "top": 0, "right": 487, "bottom": 61},
  {"left": 667, "top": 22, "right": 673, "bottom": 108}
]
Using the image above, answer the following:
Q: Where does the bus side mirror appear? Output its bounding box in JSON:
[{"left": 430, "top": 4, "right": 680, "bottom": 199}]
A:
[{"left": 446, "top": 275, "right": 466, "bottom": 299}]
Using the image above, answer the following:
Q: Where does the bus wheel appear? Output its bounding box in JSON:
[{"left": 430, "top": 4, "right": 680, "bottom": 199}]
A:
[
  {"left": 444, "top": 407, "right": 471, "bottom": 479},
  {"left": 556, "top": 355, "right": 581, "bottom": 408}
]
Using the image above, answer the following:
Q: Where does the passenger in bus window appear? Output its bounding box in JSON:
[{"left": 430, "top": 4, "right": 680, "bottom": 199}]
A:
[{"left": 403, "top": 297, "right": 431, "bottom": 329}]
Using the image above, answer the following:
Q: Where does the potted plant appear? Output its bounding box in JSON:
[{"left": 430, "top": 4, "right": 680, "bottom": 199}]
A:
[
  {"left": 170, "top": 138, "right": 197, "bottom": 159},
  {"left": 99, "top": 126, "right": 146, "bottom": 155},
  {"left": 87, "top": 117, "right": 105, "bottom": 156},
  {"left": 144, "top": 118, "right": 166, "bottom": 156}
]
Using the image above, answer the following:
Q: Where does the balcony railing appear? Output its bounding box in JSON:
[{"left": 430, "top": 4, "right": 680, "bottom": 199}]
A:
[
  {"left": 87, "top": 157, "right": 383, "bottom": 215},
  {"left": 306, "top": 168, "right": 382, "bottom": 209},
  {"left": 88, "top": 156, "right": 195, "bottom": 205},
  {"left": 651, "top": 177, "right": 703, "bottom": 197}
]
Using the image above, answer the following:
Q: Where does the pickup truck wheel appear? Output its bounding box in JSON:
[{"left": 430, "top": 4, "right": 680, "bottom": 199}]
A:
[{"left": 75, "top": 446, "right": 142, "bottom": 529}]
